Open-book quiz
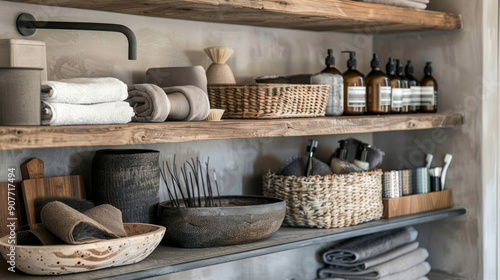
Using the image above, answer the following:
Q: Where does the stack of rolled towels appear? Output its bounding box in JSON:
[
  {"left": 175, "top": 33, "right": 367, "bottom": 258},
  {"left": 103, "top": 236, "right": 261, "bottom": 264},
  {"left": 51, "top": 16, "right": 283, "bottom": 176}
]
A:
[
  {"left": 318, "top": 227, "right": 430, "bottom": 280},
  {"left": 354, "top": 0, "right": 429, "bottom": 10}
]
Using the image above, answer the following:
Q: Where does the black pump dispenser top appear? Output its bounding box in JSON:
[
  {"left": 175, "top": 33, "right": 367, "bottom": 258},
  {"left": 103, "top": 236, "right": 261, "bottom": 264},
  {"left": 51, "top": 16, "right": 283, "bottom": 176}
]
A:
[
  {"left": 342, "top": 50, "right": 357, "bottom": 69},
  {"left": 405, "top": 60, "right": 414, "bottom": 75},
  {"left": 386, "top": 57, "right": 396, "bottom": 75},
  {"left": 424, "top": 62, "right": 433, "bottom": 76},
  {"left": 371, "top": 53, "right": 381, "bottom": 69},
  {"left": 338, "top": 140, "right": 348, "bottom": 160},
  {"left": 325, "top": 49, "right": 335, "bottom": 66},
  {"left": 396, "top": 59, "right": 405, "bottom": 76}
]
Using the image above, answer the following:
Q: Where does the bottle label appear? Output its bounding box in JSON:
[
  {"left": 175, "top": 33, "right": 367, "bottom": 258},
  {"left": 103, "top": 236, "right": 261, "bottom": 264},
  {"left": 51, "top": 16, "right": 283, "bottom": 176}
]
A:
[
  {"left": 379, "top": 86, "right": 391, "bottom": 106},
  {"left": 391, "top": 88, "right": 403, "bottom": 108},
  {"left": 434, "top": 90, "right": 438, "bottom": 107},
  {"left": 347, "top": 86, "right": 366, "bottom": 107},
  {"left": 410, "top": 86, "right": 421, "bottom": 106},
  {"left": 402, "top": 88, "right": 412, "bottom": 106},
  {"left": 421, "top": 86, "right": 435, "bottom": 106}
]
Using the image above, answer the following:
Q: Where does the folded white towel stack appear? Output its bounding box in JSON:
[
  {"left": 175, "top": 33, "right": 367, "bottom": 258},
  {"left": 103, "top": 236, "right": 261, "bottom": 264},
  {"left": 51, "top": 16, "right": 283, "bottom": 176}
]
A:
[
  {"left": 355, "top": 0, "right": 429, "bottom": 10},
  {"left": 41, "top": 77, "right": 133, "bottom": 126}
]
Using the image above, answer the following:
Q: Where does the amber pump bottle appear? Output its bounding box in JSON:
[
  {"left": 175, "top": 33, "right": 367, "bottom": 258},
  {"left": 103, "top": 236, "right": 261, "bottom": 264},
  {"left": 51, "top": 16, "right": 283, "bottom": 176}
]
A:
[
  {"left": 341, "top": 51, "right": 365, "bottom": 115},
  {"left": 420, "top": 62, "right": 438, "bottom": 113},
  {"left": 386, "top": 58, "right": 402, "bottom": 113},
  {"left": 405, "top": 60, "right": 420, "bottom": 113},
  {"left": 366, "top": 54, "right": 391, "bottom": 114},
  {"left": 321, "top": 49, "right": 342, "bottom": 75},
  {"left": 396, "top": 59, "right": 410, "bottom": 113}
]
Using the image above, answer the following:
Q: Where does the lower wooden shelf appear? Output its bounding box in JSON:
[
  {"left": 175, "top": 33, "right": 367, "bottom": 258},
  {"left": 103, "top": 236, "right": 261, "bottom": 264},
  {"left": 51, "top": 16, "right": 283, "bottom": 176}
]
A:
[{"left": 0, "top": 207, "right": 466, "bottom": 280}]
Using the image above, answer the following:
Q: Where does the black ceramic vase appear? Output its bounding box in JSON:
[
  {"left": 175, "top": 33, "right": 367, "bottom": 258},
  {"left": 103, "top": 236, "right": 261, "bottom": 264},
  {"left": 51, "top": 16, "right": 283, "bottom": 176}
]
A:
[{"left": 91, "top": 149, "right": 160, "bottom": 223}]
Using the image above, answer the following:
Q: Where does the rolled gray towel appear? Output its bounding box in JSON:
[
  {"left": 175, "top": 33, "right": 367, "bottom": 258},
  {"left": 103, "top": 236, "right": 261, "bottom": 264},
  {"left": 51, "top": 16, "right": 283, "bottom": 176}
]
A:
[
  {"left": 279, "top": 156, "right": 333, "bottom": 177},
  {"left": 127, "top": 84, "right": 171, "bottom": 122},
  {"left": 323, "top": 227, "right": 418, "bottom": 265},
  {"left": 144, "top": 66, "right": 208, "bottom": 94},
  {"left": 163, "top": 85, "right": 210, "bottom": 121}
]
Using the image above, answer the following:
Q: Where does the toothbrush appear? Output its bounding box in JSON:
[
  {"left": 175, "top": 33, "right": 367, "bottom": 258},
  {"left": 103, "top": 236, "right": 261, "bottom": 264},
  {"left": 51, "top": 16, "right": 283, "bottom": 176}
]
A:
[
  {"left": 425, "top": 154, "right": 433, "bottom": 169},
  {"left": 441, "top": 154, "right": 453, "bottom": 189},
  {"left": 306, "top": 139, "right": 318, "bottom": 176}
]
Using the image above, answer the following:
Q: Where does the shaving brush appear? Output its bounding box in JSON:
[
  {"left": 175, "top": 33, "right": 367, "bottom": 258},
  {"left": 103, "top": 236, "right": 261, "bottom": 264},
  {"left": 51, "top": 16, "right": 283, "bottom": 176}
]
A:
[{"left": 205, "top": 46, "right": 236, "bottom": 84}]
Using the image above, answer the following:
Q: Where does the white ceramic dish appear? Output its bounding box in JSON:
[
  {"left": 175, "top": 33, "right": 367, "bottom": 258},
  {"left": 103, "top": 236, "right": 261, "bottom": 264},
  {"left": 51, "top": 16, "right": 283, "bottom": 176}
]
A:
[{"left": 0, "top": 223, "right": 165, "bottom": 275}]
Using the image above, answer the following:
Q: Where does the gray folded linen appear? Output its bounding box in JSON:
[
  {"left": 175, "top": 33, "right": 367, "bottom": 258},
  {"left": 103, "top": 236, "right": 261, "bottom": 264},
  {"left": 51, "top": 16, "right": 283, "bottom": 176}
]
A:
[
  {"left": 144, "top": 66, "right": 208, "bottom": 94},
  {"left": 329, "top": 241, "right": 419, "bottom": 272},
  {"left": 163, "top": 85, "right": 210, "bottom": 121},
  {"left": 355, "top": 0, "right": 427, "bottom": 9},
  {"left": 318, "top": 248, "right": 429, "bottom": 279},
  {"left": 127, "top": 84, "right": 171, "bottom": 122},
  {"left": 323, "top": 227, "right": 418, "bottom": 265},
  {"left": 377, "top": 262, "right": 430, "bottom": 280}
]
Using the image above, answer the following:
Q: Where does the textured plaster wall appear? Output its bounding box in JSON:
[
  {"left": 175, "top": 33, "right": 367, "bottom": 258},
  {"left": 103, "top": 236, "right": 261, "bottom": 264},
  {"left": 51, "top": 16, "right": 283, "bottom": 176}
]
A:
[{"left": 0, "top": 1, "right": 375, "bottom": 279}]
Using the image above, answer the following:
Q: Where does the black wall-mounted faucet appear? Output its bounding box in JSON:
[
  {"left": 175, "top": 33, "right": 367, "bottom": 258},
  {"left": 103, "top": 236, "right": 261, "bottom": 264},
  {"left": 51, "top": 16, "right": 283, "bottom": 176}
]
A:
[{"left": 16, "top": 13, "right": 137, "bottom": 60}]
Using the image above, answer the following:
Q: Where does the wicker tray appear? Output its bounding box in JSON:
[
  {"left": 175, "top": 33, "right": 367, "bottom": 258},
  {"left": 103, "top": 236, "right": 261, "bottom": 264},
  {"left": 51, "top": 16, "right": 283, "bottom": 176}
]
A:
[
  {"left": 263, "top": 171, "right": 383, "bottom": 229},
  {"left": 208, "top": 84, "right": 329, "bottom": 119}
]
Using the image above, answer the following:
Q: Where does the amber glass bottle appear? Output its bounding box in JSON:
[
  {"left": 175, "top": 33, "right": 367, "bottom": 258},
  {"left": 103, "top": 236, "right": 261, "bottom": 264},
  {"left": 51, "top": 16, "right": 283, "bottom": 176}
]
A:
[
  {"left": 341, "top": 51, "right": 365, "bottom": 115},
  {"left": 321, "top": 49, "right": 342, "bottom": 75},
  {"left": 396, "top": 59, "right": 410, "bottom": 113},
  {"left": 366, "top": 54, "right": 390, "bottom": 114},
  {"left": 405, "top": 60, "right": 420, "bottom": 113},
  {"left": 386, "top": 58, "right": 402, "bottom": 113},
  {"left": 420, "top": 62, "right": 438, "bottom": 113}
]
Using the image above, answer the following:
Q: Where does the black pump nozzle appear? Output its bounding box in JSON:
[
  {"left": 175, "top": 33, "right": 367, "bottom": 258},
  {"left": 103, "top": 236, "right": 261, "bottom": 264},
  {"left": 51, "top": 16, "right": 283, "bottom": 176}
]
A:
[
  {"left": 371, "top": 53, "right": 381, "bottom": 69},
  {"left": 325, "top": 49, "right": 335, "bottom": 66},
  {"left": 342, "top": 50, "right": 357, "bottom": 69},
  {"left": 396, "top": 59, "right": 405, "bottom": 76},
  {"left": 405, "top": 60, "right": 414, "bottom": 75},
  {"left": 424, "top": 62, "right": 433, "bottom": 76},
  {"left": 386, "top": 57, "right": 396, "bottom": 75}
]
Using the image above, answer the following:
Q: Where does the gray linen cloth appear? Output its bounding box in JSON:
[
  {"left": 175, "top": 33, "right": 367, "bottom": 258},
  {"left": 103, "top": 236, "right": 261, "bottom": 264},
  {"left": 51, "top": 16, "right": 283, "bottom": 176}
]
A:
[
  {"left": 163, "top": 85, "right": 210, "bottom": 121},
  {"left": 127, "top": 84, "right": 171, "bottom": 122},
  {"left": 144, "top": 66, "right": 208, "bottom": 94}
]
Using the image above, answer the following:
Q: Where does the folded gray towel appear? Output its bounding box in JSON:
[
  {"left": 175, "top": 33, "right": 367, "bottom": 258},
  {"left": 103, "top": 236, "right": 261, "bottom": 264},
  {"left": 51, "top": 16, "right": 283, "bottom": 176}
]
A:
[
  {"left": 378, "top": 261, "right": 430, "bottom": 280},
  {"left": 163, "top": 85, "right": 210, "bottom": 121},
  {"left": 415, "top": 277, "right": 429, "bottom": 280},
  {"left": 127, "top": 84, "right": 171, "bottom": 122},
  {"left": 319, "top": 248, "right": 429, "bottom": 279},
  {"left": 355, "top": 0, "right": 427, "bottom": 9},
  {"left": 144, "top": 66, "right": 208, "bottom": 94},
  {"left": 323, "top": 227, "right": 418, "bottom": 265},
  {"left": 330, "top": 241, "right": 419, "bottom": 272}
]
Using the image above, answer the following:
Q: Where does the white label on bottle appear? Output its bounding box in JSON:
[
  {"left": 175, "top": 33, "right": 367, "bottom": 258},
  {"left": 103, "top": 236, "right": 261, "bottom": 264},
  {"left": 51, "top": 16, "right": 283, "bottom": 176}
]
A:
[
  {"left": 391, "top": 88, "right": 403, "bottom": 108},
  {"left": 347, "top": 86, "right": 366, "bottom": 107},
  {"left": 434, "top": 90, "right": 438, "bottom": 107},
  {"left": 410, "top": 86, "right": 421, "bottom": 106},
  {"left": 379, "top": 86, "right": 391, "bottom": 106},
  {"left": 402, "top": 88, "right": 412, "bottom": 107},
  {"left": 421, "top": 86, "right": 435, "bottom": 106}
]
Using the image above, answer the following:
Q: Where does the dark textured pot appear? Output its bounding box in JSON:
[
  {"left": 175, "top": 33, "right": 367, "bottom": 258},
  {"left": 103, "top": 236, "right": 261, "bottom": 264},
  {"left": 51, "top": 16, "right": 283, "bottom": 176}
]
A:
[
  {"left": 91, "top": 149, "right": 159, "bottom": 223},
  {"left": 157, "top": 195, "right": 286, "bottom": 248}
]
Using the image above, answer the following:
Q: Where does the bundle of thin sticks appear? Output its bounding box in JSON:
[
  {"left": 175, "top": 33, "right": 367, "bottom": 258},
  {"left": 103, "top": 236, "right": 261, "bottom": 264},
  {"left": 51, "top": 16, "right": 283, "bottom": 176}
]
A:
[{"left": 160, "top": 156, "right": 222, "bottom": 208}]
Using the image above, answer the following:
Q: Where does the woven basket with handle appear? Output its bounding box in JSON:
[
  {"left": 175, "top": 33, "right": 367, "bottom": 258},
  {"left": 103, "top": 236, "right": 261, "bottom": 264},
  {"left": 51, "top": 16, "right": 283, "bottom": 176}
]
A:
[
  {"left": 263, "top": 170, "right": 383, "bottom": 229},
  {"left": 207, "top": 84, "right": 329, "bottom": 119}
]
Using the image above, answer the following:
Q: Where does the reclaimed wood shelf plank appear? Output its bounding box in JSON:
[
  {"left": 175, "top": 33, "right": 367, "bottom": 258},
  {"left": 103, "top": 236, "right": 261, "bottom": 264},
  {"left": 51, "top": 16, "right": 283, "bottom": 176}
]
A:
[
  {"left": 0, "top": 207, "right": 466, "bottom": 280},
  {"left": 0, "top": 113, "right": 464, "bottom": 150},
  {"left": 4, "top": 0, "right": 462, "bottom": 34}
]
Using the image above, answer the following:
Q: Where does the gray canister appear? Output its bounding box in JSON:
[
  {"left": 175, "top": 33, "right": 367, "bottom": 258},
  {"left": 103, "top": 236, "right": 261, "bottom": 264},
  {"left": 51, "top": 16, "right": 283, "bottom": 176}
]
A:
[
  {"left": 0, "top": 67, "right": 42, "bottom": 125},
  {"left": 414, "top": 167, "right": 430, "bottom": 194},
  {"left": 92, "top": 149, "right": 160, "bottom": 223},
  {"left": 401, "top": 169, "right": 413, "bottom": 196},
  {"left": 382, "top": 170, "right": 401, "bottom": 198}
]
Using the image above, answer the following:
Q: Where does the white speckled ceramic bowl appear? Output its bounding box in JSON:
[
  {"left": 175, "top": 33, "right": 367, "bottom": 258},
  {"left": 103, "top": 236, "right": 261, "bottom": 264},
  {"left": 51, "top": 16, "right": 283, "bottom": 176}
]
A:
[{"left": 0, "top": 223, "right": 165, "bottom": 275}]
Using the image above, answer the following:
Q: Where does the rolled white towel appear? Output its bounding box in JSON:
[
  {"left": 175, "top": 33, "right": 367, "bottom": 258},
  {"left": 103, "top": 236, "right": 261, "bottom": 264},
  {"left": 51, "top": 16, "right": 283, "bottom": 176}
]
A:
[
  {"left": 41, "top": 77, "right": 128, "bottom": 104},
  {"left": 42, "top": 101, "right": 134, "bottom": 126}
]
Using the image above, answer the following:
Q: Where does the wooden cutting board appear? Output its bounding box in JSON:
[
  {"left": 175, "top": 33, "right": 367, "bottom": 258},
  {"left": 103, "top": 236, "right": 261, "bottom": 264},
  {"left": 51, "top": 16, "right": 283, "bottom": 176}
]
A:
[
  {"left": 0, "top": 182, "right": 24, "bottom": 237},
  {"left": 21, "top": 158, "right": 86, "bottom": 226}
]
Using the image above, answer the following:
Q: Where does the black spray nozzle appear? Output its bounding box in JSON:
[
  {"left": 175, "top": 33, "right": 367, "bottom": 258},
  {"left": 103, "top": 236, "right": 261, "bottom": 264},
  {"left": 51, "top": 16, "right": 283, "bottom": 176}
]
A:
[
  {"left": 342, "top": 50, "right": 357, "bottom": 69},
  {"left": 325, "top": 49, "right": 335, "bottom": 66},
  {"left": 424, "top": 61, "right": 433, "bottom": 75},
  {"left": 405, "top": 60, "right": 414, "bottom": 75},
  {"left": 386, "top": 57, "right": 396, "bottom": 75},
  {"left": 371, "top": 53, "right": 381, "bottom": 69},
  {"left": 395, "top": 59, "right": 405, "bottom": 76}
]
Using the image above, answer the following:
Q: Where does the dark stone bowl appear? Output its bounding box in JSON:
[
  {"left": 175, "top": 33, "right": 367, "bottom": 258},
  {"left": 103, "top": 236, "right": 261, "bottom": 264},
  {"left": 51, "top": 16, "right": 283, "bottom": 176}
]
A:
[{"left": 157, "top": 195, "right": 286, "bottom": 248}]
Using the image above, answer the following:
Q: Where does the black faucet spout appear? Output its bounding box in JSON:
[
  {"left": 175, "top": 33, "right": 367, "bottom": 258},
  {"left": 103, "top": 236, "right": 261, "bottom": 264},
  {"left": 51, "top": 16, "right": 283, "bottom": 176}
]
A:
[{"left": 16, "top": 13, "right": 137, "bottom": 60}]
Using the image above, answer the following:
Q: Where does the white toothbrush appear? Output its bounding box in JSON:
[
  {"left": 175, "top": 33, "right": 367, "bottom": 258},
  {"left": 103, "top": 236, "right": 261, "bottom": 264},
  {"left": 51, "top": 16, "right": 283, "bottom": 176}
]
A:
[
  {"left": 425, "top": 154, "right": 433, "bottom": 169},
  {"left": 441, "top": 154, "right": 453, "bottom": 189}
]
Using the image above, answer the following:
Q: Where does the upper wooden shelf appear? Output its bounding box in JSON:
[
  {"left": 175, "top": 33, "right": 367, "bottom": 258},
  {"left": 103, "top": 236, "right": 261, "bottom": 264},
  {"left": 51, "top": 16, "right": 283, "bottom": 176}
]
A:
[
  {"left": 0, "top": 113, "right": 463, "bottom": 150},
  {"left": 6, "top": 0, "right": 462, "bottom": 34}
]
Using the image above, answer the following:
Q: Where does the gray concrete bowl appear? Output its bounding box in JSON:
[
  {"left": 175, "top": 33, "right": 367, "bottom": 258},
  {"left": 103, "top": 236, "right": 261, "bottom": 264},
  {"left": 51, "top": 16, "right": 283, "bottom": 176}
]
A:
[{"left": 157, "top": 195, "right": 285, "bottom": 248}]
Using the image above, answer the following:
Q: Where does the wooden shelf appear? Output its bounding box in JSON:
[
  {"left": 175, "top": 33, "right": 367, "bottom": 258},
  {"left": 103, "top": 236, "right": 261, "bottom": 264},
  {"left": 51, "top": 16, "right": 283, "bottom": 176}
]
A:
[
  {"left": 0, "top": 113, "right": 463, "bottom": 150},
  {"left": 5, "top": 0, "right": 462, "bottom": 34},
  {"left": 0, "top": 208, "right": 466, "bottom": 280}
]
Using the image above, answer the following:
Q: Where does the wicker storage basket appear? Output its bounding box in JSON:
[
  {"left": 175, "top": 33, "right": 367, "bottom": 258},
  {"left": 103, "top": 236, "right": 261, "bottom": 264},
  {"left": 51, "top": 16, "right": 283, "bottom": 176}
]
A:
[
  {"left": 263, "top": 170, "right": 383, "bottom": 229},
  {"left": 207, "top": 84, "right": 329, "bottom": 119}
]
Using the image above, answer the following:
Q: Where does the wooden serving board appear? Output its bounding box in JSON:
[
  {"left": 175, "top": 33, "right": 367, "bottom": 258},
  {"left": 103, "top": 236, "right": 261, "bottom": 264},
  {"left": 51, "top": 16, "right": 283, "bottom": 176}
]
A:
[
  {"left": 0, "top": 182, "right": 24, "bottom": 237},
  {"left": 382, "top": 190, "right": 453, "bottom": 219}
]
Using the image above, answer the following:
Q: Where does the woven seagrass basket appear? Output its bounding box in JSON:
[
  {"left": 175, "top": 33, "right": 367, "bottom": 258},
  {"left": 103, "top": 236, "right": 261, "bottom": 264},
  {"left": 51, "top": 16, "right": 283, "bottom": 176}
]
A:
[
  {"left": 207, "top": 84, "right": 329, "bottom": 119},
  {"left": 263, "top": 170, "right": 383, "bottom": 229}
]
